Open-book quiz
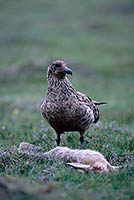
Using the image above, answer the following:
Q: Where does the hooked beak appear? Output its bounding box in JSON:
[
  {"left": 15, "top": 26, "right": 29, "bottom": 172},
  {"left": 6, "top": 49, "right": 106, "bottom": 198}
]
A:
[{"left": 62, "top": 65, "right": 72, "bottom": 75}]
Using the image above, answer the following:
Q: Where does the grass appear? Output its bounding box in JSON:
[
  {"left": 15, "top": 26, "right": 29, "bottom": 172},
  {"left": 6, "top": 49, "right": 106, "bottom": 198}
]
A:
[{"left": 0, "top": 0, "right": 134, "bottom": 199}]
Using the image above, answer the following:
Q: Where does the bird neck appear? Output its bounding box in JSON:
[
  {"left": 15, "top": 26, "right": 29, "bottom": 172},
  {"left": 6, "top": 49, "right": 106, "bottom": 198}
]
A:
[
  {"left": 47, "top": 75, "right": 75, "bottom": 95},
  {"left": 48, "top": 75, "right": 68, "bottom": 88}
]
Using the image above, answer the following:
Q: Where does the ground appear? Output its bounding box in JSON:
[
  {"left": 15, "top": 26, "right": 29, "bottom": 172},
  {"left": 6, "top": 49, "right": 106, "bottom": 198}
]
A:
[{"left": 0, "top": 0, "right": 134, "bottom": 199}]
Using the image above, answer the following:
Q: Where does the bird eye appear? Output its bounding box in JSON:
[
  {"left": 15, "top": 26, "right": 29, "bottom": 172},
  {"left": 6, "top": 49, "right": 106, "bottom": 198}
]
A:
[{"left": 53, "top": 63, "right": 60, "bottom": 68}]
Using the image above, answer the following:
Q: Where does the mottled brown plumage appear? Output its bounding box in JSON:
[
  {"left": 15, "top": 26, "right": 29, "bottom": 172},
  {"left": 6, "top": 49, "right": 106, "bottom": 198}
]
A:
[{"left": 40, "top": 60, "right": 106, "bottom": 148}]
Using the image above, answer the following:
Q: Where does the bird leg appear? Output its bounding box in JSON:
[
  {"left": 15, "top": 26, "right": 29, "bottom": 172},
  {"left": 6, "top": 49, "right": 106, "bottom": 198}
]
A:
[
  {"left": 56, "top": 133, "right": 61, "bottom": 146},
  {"left": 80, "top": 131, "right": 85, "bottom": 149}
]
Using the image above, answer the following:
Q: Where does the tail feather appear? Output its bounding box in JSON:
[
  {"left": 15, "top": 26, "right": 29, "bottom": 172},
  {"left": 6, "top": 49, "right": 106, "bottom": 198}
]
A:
[{"left": 93, "top": 101, "right": 107, "bottom": 106}]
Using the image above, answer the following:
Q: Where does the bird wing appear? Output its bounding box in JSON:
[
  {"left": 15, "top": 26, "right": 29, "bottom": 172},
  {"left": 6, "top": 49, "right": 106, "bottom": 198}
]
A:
[{"left": 75, "top": 92, "right": 100, "bottom": 123}]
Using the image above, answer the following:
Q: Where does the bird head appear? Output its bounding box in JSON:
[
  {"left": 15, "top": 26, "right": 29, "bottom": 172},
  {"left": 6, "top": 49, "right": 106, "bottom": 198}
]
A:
[{"left": 47, "top": 60, "right": 72, "bottom": 79}]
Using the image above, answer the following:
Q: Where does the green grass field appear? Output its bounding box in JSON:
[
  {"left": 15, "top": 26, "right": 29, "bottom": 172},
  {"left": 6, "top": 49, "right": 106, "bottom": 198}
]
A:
[{"left": 0, "top": 0, "right": 134, "bottom": 199}]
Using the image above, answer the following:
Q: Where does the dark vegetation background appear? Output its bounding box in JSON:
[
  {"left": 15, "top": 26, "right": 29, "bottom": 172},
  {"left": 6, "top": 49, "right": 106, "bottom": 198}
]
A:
[{"left": 0, "top": 0, "right": 134, "bottom": 199}]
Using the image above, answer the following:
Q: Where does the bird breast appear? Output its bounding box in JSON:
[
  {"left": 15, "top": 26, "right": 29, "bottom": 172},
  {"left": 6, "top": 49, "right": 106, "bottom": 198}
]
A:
[{"left": 40, "top": 94, "right": 95, "bottom": 132}]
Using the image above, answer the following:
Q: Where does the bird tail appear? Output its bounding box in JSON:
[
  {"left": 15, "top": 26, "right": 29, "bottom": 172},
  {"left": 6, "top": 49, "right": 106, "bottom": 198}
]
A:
[{"left": 93, "top": 101, "right": 107, "bottom": 106}]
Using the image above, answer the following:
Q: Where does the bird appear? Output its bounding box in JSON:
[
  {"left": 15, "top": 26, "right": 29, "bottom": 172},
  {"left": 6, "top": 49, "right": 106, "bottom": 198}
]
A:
[{"left": 40, "top": 60, "right": 106, "bottom": 149}]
